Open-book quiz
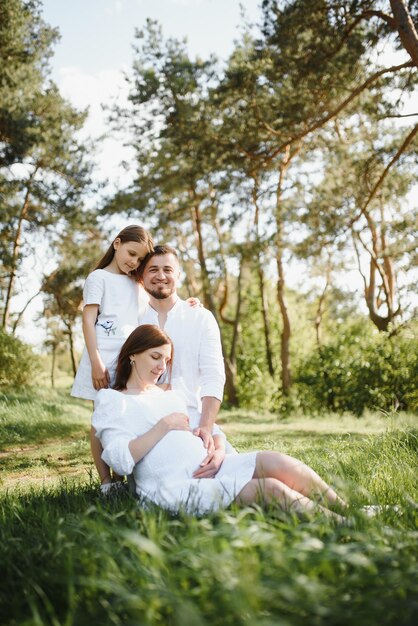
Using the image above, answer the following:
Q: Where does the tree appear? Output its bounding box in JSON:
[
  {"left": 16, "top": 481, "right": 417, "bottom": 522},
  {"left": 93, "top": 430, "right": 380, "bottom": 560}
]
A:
[
  {"left": 0, "top": 0, "right": 58, "bottom": 165},
  {"left": 105, "top": 3, "right": 418, "bottom": 406},
  {"left": 209, "top": 0, "right": 418, "bottom": 390},
  {"left": 0, "top": 0, "right": 94, "bottom": 332},
  {"left": 106, "top": 21, "right": 246, "bottom": 403},
  {"left": 294, "top": 106, "right": 418, "bottom": 331}
]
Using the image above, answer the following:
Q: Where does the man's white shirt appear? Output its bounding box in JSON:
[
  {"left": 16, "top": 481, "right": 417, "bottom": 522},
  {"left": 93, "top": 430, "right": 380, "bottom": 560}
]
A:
[{"left": 138, "top": 298, "right": 226, "bottom": 423}]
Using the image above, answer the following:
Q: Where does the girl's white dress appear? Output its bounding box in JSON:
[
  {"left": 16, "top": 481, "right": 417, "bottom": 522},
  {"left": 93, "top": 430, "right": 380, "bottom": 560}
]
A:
[
  {"left": 92, "top": 387, "right": 257, "bottom": 514},
  {"left": 71, "top": 269, "right": 148, "bottom": 400}
]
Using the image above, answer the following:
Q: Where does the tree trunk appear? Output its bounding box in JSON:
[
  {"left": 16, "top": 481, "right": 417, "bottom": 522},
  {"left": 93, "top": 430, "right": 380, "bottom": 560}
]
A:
[
  {"left": 64, "top": 321, "right": 77, "bottom": 377},
  {"left": 51, "top": 344, "right": 56, "bottom": 389},
  {"left": 190, "top": 195, "right": 216, "bottom": 312},
  {"left": 2, "top": 173, "right": 36, "bottom": 329},
  {"left": 276, "top": 249, "right": 292, "bottom": 393},
  {"left": 275, "top": 148, "right": 292, "bottom": 395},
  {"left": 315, "top": 271, "right": 331, "bottom": 347},
  {"left": 349, "top": 124, "right": 418, "bottom": 330},
  {"left": 173, "top": 227, "right": 200, "bottom": 297},
  {"left": 390, "top": 0, "right": 418, "bottom": 68},
  {"left": 257, "top": 264, "right": 275, "bottom": 376},
  {"left": 189, "top": 191, "right": 239, "bottom": 405},
  {"left": 352, "top": 227, "right": 399, "bottom": 332},
  {"left": 11, "top": 290, "right": 41, "bottom": 334},
  {"left": 252, "top": 177, "right": 275, "bottom": 377},
  {"left": 229, "top": 257, "right": 243, "bottom": 366},
  {"left": 210, "top": 206, "right": 233, "bottom": 325},
  {"left": 363, "top": 205, "right": 398, "bottom": 330}
]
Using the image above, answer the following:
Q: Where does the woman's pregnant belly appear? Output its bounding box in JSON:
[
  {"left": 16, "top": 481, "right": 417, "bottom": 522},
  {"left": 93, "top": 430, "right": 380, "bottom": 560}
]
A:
[{"left": 137, "top": 430, "right": 207, "bottom": 482}]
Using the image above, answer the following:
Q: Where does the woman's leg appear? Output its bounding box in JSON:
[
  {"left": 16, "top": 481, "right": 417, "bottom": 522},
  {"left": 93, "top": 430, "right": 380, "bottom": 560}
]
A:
[
  {"left": 253, "top": 451, "right": 346, "bottom": 509},
  {"left": 254, "top": 451, "right": 346, "bottom": 508},
  {"left": 235, "top": 477, "right": 344, "bottom": 521}
]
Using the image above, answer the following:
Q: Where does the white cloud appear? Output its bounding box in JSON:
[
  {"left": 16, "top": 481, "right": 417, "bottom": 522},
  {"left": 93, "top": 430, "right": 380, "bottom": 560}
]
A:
[
  {"left": 167, "top": 0, "right": 205, "bottom": 5},
  {"left": 105, "top": 0, "right": 124, "bottom": 17},
  {"left": 56, "top": 66, "right": 135, "bottom": 190},
  {"left": 58, "top": 66, "right": 127, "bottom": 129}
]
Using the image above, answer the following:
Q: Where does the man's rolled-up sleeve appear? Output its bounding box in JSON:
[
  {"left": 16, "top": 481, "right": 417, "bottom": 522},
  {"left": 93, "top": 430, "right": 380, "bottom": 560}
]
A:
[{"left": 199, "top": 311, "right": 226, "bottom": 401}]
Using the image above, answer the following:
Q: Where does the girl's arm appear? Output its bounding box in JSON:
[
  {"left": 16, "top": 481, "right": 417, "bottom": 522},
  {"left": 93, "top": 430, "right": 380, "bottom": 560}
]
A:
[{"left": 83, "top": 304, "right": 109, "bottom": 389}]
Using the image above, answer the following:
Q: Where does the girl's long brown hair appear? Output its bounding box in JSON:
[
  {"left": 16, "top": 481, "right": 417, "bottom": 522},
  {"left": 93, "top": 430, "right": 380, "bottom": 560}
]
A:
[
  {"left": 95, "top": 225, "right": 154, "bottom": 282},
  {"left": 113, "top": 325, "right": 174, "bottom": 390}
]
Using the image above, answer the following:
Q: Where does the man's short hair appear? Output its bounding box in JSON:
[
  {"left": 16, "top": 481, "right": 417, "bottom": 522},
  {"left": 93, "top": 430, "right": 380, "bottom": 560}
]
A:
[{"left": 139, "top": 244, "right": 179, "bottom": 278}]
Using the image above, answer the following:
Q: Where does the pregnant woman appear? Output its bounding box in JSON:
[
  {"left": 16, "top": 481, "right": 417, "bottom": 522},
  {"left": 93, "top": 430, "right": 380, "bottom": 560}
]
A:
[{"left": 92, "top": 325, "right": 347, "bottom": 520}]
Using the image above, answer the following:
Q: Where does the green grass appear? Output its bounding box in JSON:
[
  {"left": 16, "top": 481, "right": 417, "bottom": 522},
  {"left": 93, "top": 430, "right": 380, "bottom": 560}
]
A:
[
  {"left": 0, "top": 388, "right": 92, "bottom": 490},
  {"left": 0, "top": 388, "right": 417, "bottom": 625}
]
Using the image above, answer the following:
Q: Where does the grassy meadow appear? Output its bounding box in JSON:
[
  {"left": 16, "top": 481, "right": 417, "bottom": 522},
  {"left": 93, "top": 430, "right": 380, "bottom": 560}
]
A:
[{"left": 0, "top": 386, "right": 417, "bottom": 625}]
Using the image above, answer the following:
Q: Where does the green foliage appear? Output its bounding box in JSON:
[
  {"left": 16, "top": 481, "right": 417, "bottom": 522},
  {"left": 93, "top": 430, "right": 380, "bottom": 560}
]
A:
[
  {"left": 0, "top": 0, "right": 58, "bottom": 164},
  {"left": 233, "top": 278, "right": 279, "bottom": 410},
  {"left": 1, "top": 488, "right": 416, "bottom": 626},
  {"left": 0, "top": 329, "right": 40, "bottom": 388},
  {"left": 295, "top": 321, "right": 418, "bottom": 415},
  {"left": 0, "top": 0, "right": 95, "bottom": 334},
  {"left": 221, "top": 275, "right": 318, "bottom": 412}
]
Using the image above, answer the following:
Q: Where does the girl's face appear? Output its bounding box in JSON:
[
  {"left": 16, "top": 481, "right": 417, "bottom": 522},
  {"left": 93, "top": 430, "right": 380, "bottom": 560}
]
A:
[
  {"left": 112, "top": 239, "right": 149, "bottom": 275},
  {"left": 130, "top": 344, "right": 172, "bottom": 386}
]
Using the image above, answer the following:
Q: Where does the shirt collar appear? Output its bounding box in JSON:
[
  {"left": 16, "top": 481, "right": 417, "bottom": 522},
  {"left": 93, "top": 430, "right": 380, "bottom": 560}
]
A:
[{"left": 147, "top": 296, "right": 181, "bottom": 316}]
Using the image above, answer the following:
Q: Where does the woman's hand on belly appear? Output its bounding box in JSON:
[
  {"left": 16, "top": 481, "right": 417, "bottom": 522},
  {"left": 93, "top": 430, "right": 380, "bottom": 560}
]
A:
[{"left": 160, "top": 412, "right": 191, "bottom": 432}]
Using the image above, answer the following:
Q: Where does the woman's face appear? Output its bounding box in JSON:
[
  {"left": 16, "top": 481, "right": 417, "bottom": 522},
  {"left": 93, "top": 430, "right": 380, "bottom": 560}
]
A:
[
  {"left": 131, "top": 343, "right": 172, "bottom": 385},
  {"left": 113, "top": 239, "right": 149, "bottom": 275}
]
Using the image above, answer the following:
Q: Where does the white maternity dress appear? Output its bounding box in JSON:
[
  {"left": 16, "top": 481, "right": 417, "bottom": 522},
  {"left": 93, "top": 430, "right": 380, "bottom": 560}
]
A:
[
  {"left": 92, "top": 387, "right": 257, "bottom": 514},
  {"left": 71, "top": 270, "right": 148, "bottom": 400}
]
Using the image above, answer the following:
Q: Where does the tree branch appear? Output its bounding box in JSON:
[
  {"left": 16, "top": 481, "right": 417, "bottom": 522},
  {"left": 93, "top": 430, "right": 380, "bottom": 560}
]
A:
[
  {"left": 261, "top": 61, "right": 414, "bottom": 149},
  {"left": 352, "top": 230, "right": 369, "bottom": 294},
  {"left": 347, "top": 122, "right": 418, "bottom": 230},
  {"left": 383, "top": 112, "right": 418, "bottom": 118},
  {"left": 361, "top": 122, "right": 418, "bottom": 215},
  {"left": 390, "top": 0, "right": 418, "bottom": 68}
]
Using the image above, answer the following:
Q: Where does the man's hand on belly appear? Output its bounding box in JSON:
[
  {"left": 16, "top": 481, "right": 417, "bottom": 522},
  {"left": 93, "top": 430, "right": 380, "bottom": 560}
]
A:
[
  {"left": 192, "top": 448, "right": 225, "bottom": 479},
  {"left": 193, "top": 426, "right": 215, "bottom": 456}
]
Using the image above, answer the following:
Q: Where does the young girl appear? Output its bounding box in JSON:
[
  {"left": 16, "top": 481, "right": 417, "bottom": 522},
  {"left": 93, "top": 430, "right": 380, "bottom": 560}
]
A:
[{"left": 71, "top": 225, "right": 154, "bottom": 490}]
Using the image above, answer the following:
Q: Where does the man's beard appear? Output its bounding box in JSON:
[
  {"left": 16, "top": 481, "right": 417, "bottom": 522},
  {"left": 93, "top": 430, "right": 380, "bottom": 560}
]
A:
[{"left": 145, "top": 286, "right": 173, "bottom": 300}]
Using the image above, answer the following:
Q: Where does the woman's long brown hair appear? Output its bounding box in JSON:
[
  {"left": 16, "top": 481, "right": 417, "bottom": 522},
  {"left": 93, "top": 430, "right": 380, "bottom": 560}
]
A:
[{"left": 113, "top": 325, "right": 173, "bottom": 390}]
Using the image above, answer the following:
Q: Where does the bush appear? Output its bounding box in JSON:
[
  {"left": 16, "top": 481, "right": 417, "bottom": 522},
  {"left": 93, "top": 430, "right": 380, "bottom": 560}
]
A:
[
  {"left": 295, "top": 322, "right": 418, "bottom": 415},
  {"left": 0, "top": 329, "right": 40, "bottom": 388}
]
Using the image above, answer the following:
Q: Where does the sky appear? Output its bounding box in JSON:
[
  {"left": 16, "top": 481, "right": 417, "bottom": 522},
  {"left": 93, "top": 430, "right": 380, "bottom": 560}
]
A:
[
  {"left": 43, "top": 0, "right": 262, "bottom": 75},
  {"left": 41, "top": 0, "right": 263, "bottom": 192}
]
